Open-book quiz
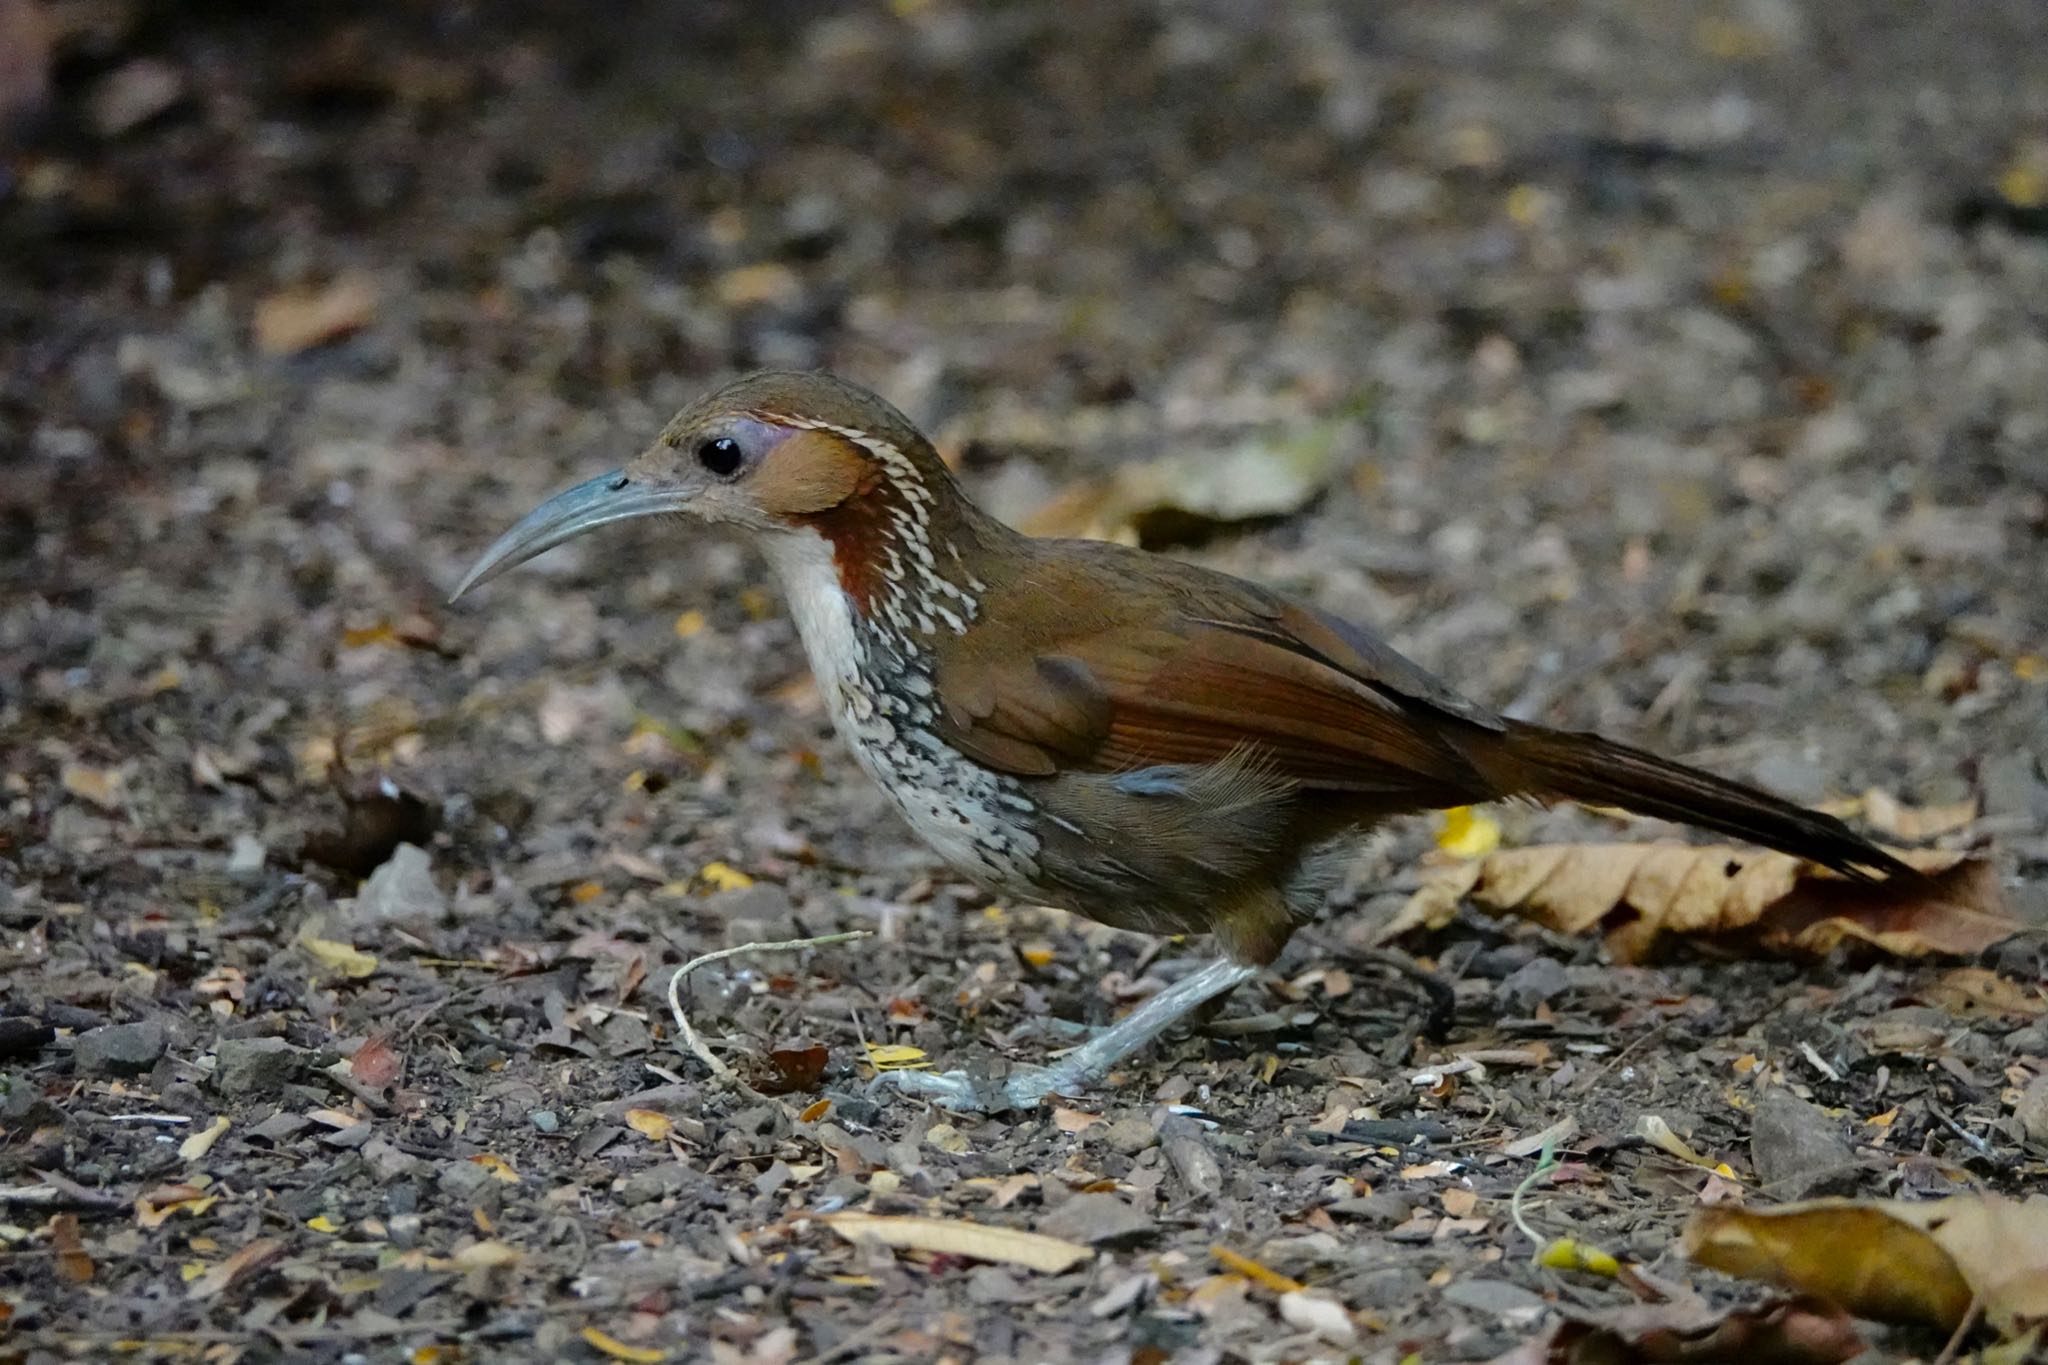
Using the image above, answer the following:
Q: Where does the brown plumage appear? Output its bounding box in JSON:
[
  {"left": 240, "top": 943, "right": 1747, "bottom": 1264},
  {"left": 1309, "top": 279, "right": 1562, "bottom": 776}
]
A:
[{"left": 454, "top": 370, "right": 1914, "bottom": 1109}]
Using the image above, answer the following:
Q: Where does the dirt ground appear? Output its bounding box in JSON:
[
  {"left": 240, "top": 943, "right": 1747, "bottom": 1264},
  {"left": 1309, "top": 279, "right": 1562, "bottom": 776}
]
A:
[{"left": 4, "top": 2, "right": 2047, "bottom": 1361}]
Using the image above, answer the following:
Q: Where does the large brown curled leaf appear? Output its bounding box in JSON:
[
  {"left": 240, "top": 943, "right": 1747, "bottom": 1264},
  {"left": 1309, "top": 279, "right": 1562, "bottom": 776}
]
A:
[
  {"left": 1488, "top": 1294, "right": 1864, "bottom": 1365},
  {"left": 1685, "top": 1195, "right": 2048, "bottom": 1338},
  {"left": 1385, "top": 844, "right": 2012, "bottom": 964}
]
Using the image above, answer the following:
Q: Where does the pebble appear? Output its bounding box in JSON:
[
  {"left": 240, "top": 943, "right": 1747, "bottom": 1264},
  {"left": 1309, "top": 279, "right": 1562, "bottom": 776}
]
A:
[
  {"left": 349, "top": 843, "right": 446, "bottom": 925},
  {"left": 1158, "top": 1114, "right": 1222, "bottom": 1199},
  {"left": 1751, "top": 1088, "right": 1857, "bottom": 1198},
  {"left": 1099, "top": 1114, "right": 1157, "bottom": 1155},
  {"left": 1439, "top": 1278, "right": 1547, "bottom": 1321},
  {"left": 531, "top": 1110, "right": 559, "bottom": 1134},
  {"left": 2014, "top": 1073, "right": 2048, "bottom": 1149},
  {"left": 1499, "top": 957, "right": 1570, "bottom": 1010},
  {"left": 619, "top": 1162, "right": 701, "bottom": 1207},
  {"left": 73, "top": 1019, "right": 167, "bottom": 1075},
  {"left": 1036, "top": 1192, "right": 1155, "bottom": 1246},
  {"left": 213, "top": 1036, "right": 301, "bottom": 1096}
]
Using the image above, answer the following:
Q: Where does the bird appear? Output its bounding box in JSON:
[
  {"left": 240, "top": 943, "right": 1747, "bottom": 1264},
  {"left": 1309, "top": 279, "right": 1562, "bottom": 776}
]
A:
[{"left": 452, "top": 370, "right": 1914, "bottom": 1111}]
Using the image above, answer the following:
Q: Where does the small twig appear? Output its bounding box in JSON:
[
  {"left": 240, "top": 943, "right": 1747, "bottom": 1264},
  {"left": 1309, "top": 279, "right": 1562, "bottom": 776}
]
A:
[
  {"left": 667, "top": 931, "right": 872, "bottom": 1080},
  {"left": 2, "top": 1173, "right": 127, "bottom": 1212},
  {"left": 1933, "top": 1293, "right": 1984, "bottom": 1365},
  {"left": 1931, "top": 1107, "right": 1996, "bottom": 1160},
  {"left": 1510, "top": 1139, "right": 1561, "bottom": 1253}
]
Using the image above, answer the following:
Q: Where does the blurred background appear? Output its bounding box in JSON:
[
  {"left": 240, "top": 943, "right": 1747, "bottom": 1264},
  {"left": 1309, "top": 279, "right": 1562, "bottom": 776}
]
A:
[{"left": 4, "top": 0, "right": 2044, "bottom": 869}]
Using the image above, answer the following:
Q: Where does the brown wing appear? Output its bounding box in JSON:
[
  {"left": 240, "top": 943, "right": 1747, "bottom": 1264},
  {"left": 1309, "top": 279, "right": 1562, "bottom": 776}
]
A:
[{"left": 933, "top": 547, "right": 1497, "bottom": 797}]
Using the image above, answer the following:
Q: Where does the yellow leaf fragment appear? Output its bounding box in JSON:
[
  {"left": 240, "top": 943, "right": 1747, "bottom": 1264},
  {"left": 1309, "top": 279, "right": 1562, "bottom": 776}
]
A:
[
  {"left": 1210, "top": 1244, "right": 1306, "bottom": 1295},
  {"left": 468, "top": 1153, "right": 520, "bottom": 1184},
  {"left": 672, "top": 609, "right": 707, "bottom": 639},
  {"left": 825, "top": 1213, "right": 1089, "bottom": 1273},
  {"left": 1538, "top": 1237, "right": 1620, "bottom": 1276},
  {"left": 624, "top": 1109, "right": 674, "bottom": 1142},
  {"left": 177, "top": 1116, "right": 230, "bottom": 1162},
  {"left": 863, "top": 1042, "right": 929, "bottom": 1072},
  {"left": 579, "top": 1326, "right": 668, "bottom": 1363},
  {"left": 451, "top": 1239, "right": 522, "bottom": 1270},
  {"left": 135, "top": 1185, "right": 219, "bottom": 1229},
  {"left": 61, "top": 763, "right": 125, "bottom": 810},
  {"left": 699, "top": 861, "right": 753, "bottom": 891},
  {"left": 1636, "top": 1115, "right": 1731, "bottom": 1176},
  {"left": 307, "top": 1215, "right": 340, "bottom": 1233},
  {"left": 1436, "top": 806, "right": 1502, "bottom": 858},
  {"left": 298, "top": 931, "right": 378, "bottom": 979}
]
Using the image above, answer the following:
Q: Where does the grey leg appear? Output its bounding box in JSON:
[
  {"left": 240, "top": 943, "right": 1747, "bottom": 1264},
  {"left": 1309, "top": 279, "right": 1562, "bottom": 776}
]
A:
[{"left": 878, "top": 958, "right": 1260, "bottom": 1112}]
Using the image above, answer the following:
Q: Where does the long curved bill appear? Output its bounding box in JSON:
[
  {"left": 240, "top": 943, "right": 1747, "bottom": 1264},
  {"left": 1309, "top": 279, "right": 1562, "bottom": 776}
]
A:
[{"left": 449, "top": 471, "right": 683, "bottom": 602}]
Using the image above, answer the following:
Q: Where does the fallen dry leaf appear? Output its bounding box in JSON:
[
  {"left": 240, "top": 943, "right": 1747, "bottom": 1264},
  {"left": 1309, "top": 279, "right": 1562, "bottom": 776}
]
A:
[
  {"left": 824, "top": 1213, "right": 1091, "bottom": 1274},
  {"left": 136, "top": 1184, "right": 219, "bottom": 1228},
  {"left": 1385, "top": 844, "right": 2011, "bottom": 964},
  {"left": 177, "top": 1116, "right": 229, "bottom": 1162},
  {"left": 350, "top": 1035, "right": 403, "bottom": 1089},
  {"left": 1858, "top": 788, "right": 1978, "bottom": 842},
  {"left": 298, "top": 931, "right": 378, "bottom": 979},
  {"left": 1920, "top": 967, "right": 2046, "bottom": 1019},
  {"left": 1686, "top": 1193, "right": 2048, "bottom": 1337},
  {"left": 1488, "top": 1294, "right": 1863, "bottom": 1365},
  {"left": 187, "top": 1236, "right": 283, "bottom": 1300},
  {"left": 51, "top": 1213, "right": 92, "bottom": 1285},
  {"left": 863, "top": 1042, "right": 930, "bottom": 1072},
  {"left": 253, "top": 272, "right": 378, "bottom": 356},
  {"left": 579, "top": 1326, "right": 668, "bottom": 1363},
  {"left": 60, "top": 763, "right": 125, "bottom": 811},
  {"left": 748, "top": 1043, "right": 829, "bottom": 1096},
  {"left": 450, "top": 1239, "right": 522, "bottom": 1270},
  {"left": 1210, "top": 1244, "right": 1305, "bottom": 1294},
  {"left": 1022, "top": 420, "right": 1348, "bottom": 548},
  {"left": 624, "top": 1109, "right": 674, "bottom": 1142},
  {"left": 469, "top": 1153, "right": 520, "bottom": 1183}
]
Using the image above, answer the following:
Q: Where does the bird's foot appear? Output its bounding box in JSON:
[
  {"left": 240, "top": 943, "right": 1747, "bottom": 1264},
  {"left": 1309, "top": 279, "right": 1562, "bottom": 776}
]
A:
[{"left": 868, "top": 1062, "right": 1076, "bottom": 1113}]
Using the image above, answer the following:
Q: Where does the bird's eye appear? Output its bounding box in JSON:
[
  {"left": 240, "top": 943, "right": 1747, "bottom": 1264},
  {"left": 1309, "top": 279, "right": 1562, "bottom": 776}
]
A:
[{"left": 697, "top": 436, "right": 744, "bottom": 478}]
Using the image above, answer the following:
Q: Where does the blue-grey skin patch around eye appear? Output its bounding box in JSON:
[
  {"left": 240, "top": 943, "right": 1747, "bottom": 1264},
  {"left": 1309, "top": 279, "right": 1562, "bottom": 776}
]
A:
[
  {"left": 1113, "top": 766, "right": 1190, "bottom": 798},
  {"left": 728, "top": 416, "right": 794, "bottom": 456}
]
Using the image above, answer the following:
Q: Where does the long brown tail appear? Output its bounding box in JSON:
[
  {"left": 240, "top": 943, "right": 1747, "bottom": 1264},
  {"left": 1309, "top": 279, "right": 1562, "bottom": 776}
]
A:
[{"left": 1466, "top": 721, "right": 1915, "bottom": 881}]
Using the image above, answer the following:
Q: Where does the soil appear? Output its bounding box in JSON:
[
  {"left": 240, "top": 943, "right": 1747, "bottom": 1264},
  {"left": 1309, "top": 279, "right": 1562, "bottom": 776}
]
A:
[{"left": 3, "top": 3, "right": 2046, "bottom": 1362}]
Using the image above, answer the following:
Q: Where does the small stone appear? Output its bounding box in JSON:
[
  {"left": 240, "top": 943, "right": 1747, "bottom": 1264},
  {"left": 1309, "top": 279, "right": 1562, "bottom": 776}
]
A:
[
  {"left": 1326, "top": 1191, "right": 1417, "bottom": 1225},
  {"left": 1981, "top": 753, "right": 2048, "bottom": 824},
  {"left": 966, "top": 1265, "right": 1033, "bottom": 1305},
  {"left": 1440, "top": 1278, "right": 1548, "bottom": 1322},
  {"left": 1751, "top": 1088, "right": 1857, "bottom": 1198},
  {"left": 227, "top": 834, "right": 267, "bottom": 879},
  {"left": 73, "top": 1019, "right": 166, "bottom": 1075},
  {"left": 619, "top": 1162, "right": 703, "bottom": 1207},
  {"left": 349, "top": 843, "right": 446, "bottom": 925},
  {"left": 1036, "top": 1193, "right": 1154, "bottom": 1246},
  {"left": 213, "top": 1037, "right": 301, "bottom": 1097},
  {"left": 1100, "top": 1115, "right": 1157, "bottom": 1156},
  {"left": 0, "top": 1017, "right": 55, "bottom": 1060},
  {"left": 531, "top": 1110, "right": 559, "bottom": 1134},
  {"left": 1499, "top": 957, "right": 1571, "bottom": 1010},
  {"left": 2014, "top": 1073, "right": 2048, "bottom": 1149},
  {"left": 89, "top": 58, "right": 184, "bottom": 137},
  {"left": 2006, "top": 1022, "right": 2048, "bottom": 1056},
  {"left": 1158, "top": 1114, "right": 1222, "bottom": 1199}
]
